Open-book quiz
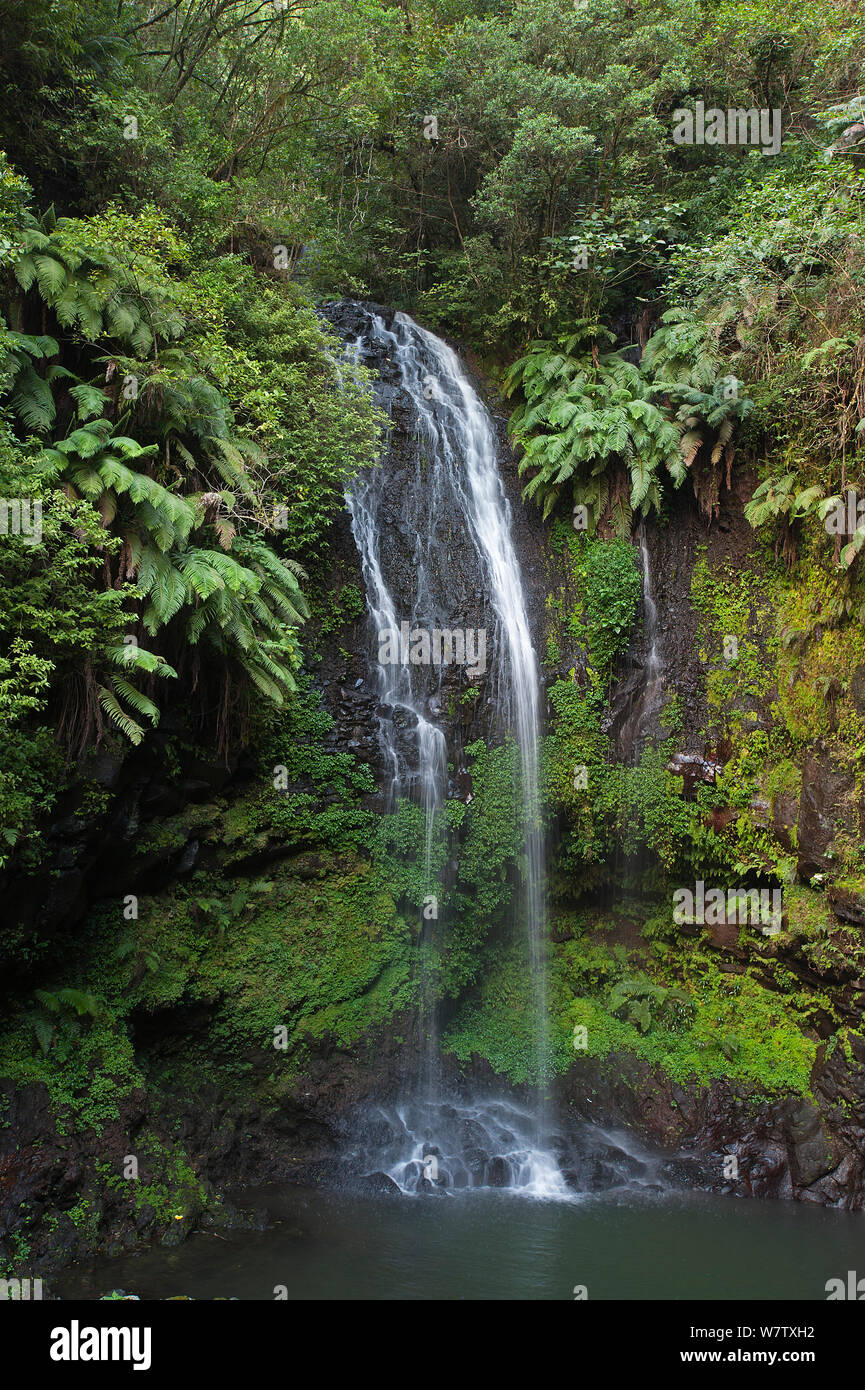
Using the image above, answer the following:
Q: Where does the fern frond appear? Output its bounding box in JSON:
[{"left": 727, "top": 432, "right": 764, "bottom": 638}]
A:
[{"left": 97, "top": 686, "right": 145, "bottom": 744}]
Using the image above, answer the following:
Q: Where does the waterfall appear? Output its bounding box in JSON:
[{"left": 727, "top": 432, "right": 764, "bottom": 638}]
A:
[
  {"left": 344, "top": 408, "right": 447, "bottom": 864},
  {"left": 616, "top": 522, "right": 666, "bottom": 763},
  {"left": 638, "top": 524, "right": 660, "bottom": 684},
  {"left": 334, "top": 304, "right": 563, "bottom": 1195}
]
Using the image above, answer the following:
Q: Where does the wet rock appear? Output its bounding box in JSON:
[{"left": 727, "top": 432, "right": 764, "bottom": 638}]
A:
[
  {"left": 658, "top": 1156, "right": 711, "bottom": 1188},
  {"left": 175, "top": 838, "right": 199, "bottom": 875},
  {"left": 360, "top": 1116, "right": 400, "bottom": 1149},
  {"left": 705, "top": 918, "right": 744, "bottom": 955},
  {"left": 771, "top": 791, "right": 799, "bottom": 851},
  {"left": 786, "top": 1101, "right": 837, "bottom": 1188},
  {"left": 160, "top": 1219, "right": 190, "bottom": 1248},
  {"left": 359, "top": 1170, "right": 402, "bottom": 1195},
  {"left": 849, "top": 664, "right": 865, "bottom": 716},
  {"left": 418, "top": 1176, "right": 446, "bottom": 1195},
  {"left": 484, "top": 1155, "right": 511, "bottom": 1187},
  {"left": 797, "top": 751, "right": 855, "bottom": 879},
  {"left": 462, "top": 1146, "right": 488, "bottom": 1182},
  {"left": 827, "top": 885, "right": 865, "bottom": 928},
  {"left": 749, "top": 796, "right": 771, "bottom": 826},
  {"left": 589, "top": 1160, "right": 622, "bottom": 1190},
  {"left": 667, "top": 752, "right": 721, "bottom": 797}
]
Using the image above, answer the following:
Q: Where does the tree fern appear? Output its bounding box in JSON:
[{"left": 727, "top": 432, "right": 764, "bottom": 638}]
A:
[
  {"left": 104, "top": 644, "right": 177, "bottom": 679},
  {"left": 506, "top": 331, "right": 683, "bottom": 531},
  {"left": 640, "top": 308, "right": 719, "bottom": 389},
  {"left": 6, "top": 210, "right": 310, "bottom": 721}
]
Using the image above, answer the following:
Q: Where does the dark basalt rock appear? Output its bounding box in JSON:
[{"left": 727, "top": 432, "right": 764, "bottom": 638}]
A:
[
  {"left": 313, "top": 299, "right": 551, "bottom": 795},
  {"left": 827, "top": 884, "right": 865, "bottom": 927},
  {"left": 849, "top": 664, "right": 865, "bottom": 716},
  {"left": 797, "top": 750, "right": 856, "bottom": 880},
  {"left": 484, "top": 1156, "right": 512, "bottom": 1187},
  {"left": 666, "top": 752, "right": 723, "bottom": 796},
  {"left": 359, "top": 1170, "right": 402, "bottom": 1195},
  {"left": 557, "top": 1046, "right": 865, "bottom": 1210},
  {"left": 772, "top": 790, "right": 799, "bottom": 851}
]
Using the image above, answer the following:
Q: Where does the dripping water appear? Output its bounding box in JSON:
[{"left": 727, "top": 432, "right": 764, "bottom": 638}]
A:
[
  {"left": 616, "top": 521, "right": 667, "bottom": 764},
  {"left": 638, "top": 523, "right": 661, "bottom": 685}
]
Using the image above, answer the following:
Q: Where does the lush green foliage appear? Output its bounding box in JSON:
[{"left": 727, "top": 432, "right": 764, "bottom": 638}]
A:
[
  {"left": 1, "top": 0, "right": 864, "bottom": 1264},
  {"left": 506, "top": 325, "right": 685, "bottom": 526}
]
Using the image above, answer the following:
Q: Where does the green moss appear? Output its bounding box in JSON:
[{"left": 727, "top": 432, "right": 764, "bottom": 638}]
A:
[
  {"left": 199, "top": 857, "right": 413, "bottom": 1052},
  {"left": 772, "top": 561, "right": 865, "bottom": 759},
  {"left": 134, "top": 803, "right": 221, "bottom": 858},
  {"left": 783, "top": 882, "right": 835, "bottom": 938},
  {"left": 1, "top": 670, "right": 515, "bottom": 1150},
  {"left": 0, "top": 846, "right": 417, "bottom": 1155},
  {"left": 554, "top": 927, "right": 815, "bottom": 1097},
  {"left": 0, "top": 1013, "right": 143, "bottom": 1135},
  {"left": 94, "top": 1135, "right": 213, "bottom": 1226},
  {"left": 308, "top": 581, "right": 366, "bottom": 640},
  {"left": 443, "top": 942, "right": 546, "bottom": 1084},
  {"left": 691, "top": 551, "right": 780, "bottom": 735},
  {"left": 447, "top": 881, "right": 825, "bottom": 1096},
  {"left": 544, "top": 674, "right": 707, "bottom": 885},
  {"left": 548, "top": 523, "right": 642, "bottom": 674},
  {"left": 248, "top": 674, "right": 377, "bottom": 852}
]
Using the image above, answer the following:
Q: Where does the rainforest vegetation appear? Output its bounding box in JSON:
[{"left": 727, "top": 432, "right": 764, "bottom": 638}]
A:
[{"left": 1, "top": 0, "right": 865, "bottom": 1273}]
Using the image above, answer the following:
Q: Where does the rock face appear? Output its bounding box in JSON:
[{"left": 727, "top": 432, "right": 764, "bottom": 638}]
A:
[
  {"left": 315, "top": 299, "right": 550, "bottom": 800},
  {"left": 319, "top": 301, "right": 492, "bottom": 791},
  {"left": 300, "top": 310, "right": 865, "bottom": 1216},
  {"left": 557, "top": 1049, "right": 865, "bottom": 1209},
  {"left": 2, "top": 728, "right": 248, "bottom": 966},
  {"left": 797, "top": 751, "right": 857, "bottom": 880},
  {"left": 0, "top": 1024, "right": 417, "bottom": 1275}
]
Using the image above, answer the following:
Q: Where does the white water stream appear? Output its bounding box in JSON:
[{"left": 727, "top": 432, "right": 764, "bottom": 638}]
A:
[{"left": 342, "top": 307, "right": 560, "bottom": 1194}]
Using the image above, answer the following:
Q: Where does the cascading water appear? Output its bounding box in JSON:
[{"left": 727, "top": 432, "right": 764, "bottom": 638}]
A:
[
  {"left": 634, "top": 522, "right": 667, "bottom": 743},
  {"left": 638, "top": 524, "right": 661, "bottom": 686},
  {"left": 332, "top": 303, "right": 562, "bottom": 1195},
  {"left": 616, "top": 522, "right": 667, "bottom": 763},
  {"left": 341, "top": 315, "right": 450, "bottom": 1097},
  {"left": 343, "top": 385, "right": 447, "bottom": 882}
]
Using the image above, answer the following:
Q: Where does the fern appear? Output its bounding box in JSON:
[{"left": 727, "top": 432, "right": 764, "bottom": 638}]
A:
[
  {"left": 110, "top": 678, "right": 161, "bottom": 724},
  {"left": 9, "top": 363, "right": 55, "bottom": 431},
  {"left": 69, "top": 382, "right": 108, "bottom": 420},
  {"left": 97, "top": 686, "right": 146, "bottom": 744},
  {"left": 506, "top": 331, "right": 683, "bottom": 531},
  {"left": 6, "top": 209, "right": 309, "bottom": 722},
  {"left": 640, "top": 308, "right": 719, "bottom": 389}
]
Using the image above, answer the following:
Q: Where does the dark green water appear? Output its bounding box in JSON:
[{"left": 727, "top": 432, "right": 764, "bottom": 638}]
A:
[{"left": 57, "top": 1186, "right": 865, "bottom": 1301}]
